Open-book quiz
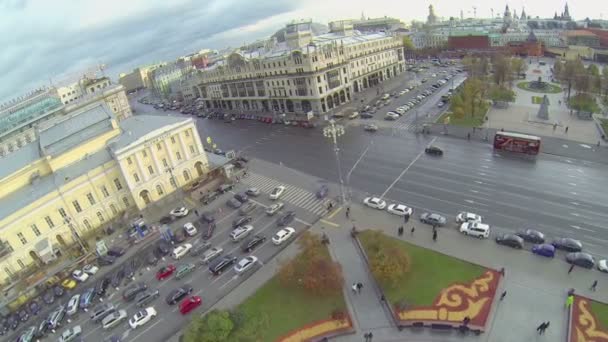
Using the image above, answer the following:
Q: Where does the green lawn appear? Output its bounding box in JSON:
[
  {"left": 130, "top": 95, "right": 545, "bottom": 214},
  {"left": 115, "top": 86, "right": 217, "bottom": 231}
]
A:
[
  {"left": 591, "top": 301, "right": 608, "bottom": 331},
  {"left": 600, "top": 119, "right": 608, "bottom": 135},
  {"left": 359, "top": 230, "right": 487, "bottom": 306},
  {"left": 532, "top": 96, "right": 543, "bottom": 104},
  {"left": 235, "top": 248, "right": 346, "bottom": 341},
  {"left": 436, "top": 110, "right": 486, "bottom": 128}
]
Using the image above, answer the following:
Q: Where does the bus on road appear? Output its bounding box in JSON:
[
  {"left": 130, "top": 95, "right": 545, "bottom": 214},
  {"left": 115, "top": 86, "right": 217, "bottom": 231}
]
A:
[{"left": 493, "top": 131, "right": 541, "bottom": 156}]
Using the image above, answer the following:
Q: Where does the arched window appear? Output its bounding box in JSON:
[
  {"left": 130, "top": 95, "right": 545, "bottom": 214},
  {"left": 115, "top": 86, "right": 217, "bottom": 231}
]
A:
[
  {"left": 110, "top": 204, "right": 118, "bottom": 215},
  {"left": 97, "top": 212, "right": 104, "bottom": 223},
  {"left": 156, "top": 184, "right": 164, "bottom": 196},
  {"left": 83, "top": 219, "right": 92, "bottom": 230},
  {"left": 183, "top": 170, "right": 190, "bottom": 181}
]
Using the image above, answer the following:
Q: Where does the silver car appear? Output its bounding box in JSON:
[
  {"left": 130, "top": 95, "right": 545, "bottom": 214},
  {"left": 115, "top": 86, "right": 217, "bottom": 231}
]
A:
[
  {"left": 201, "top": 247, "right": 223, "bottom": 264},
  {"left": 102, "top": 309, "right": 127, "bottom": 330}
]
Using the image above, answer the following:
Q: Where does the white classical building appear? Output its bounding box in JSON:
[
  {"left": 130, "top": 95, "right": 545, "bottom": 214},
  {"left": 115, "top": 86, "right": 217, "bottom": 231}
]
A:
[{"left": 184, "top": 20, "right": 406, "bottom": 116}]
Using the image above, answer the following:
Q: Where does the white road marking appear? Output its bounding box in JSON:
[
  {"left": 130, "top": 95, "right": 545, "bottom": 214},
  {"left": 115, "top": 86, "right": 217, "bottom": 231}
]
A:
[
  {"left": 474, "top": 181, "right": 484, "bottom": 184},
  {"left": 571, "top": 213, "right": 580, "bottom": 217},
  {"left": 478, "top": 172, "right": 486, "bottom": 176},
  {"left": 568, "top": 183, "right": 577, "bottom": 186},
  {"left": 464, "top": 199, "right": 488, "bottom": 207},
  {"left": 127, "top": 318, "right": 164, "bottom": 342},
  {"left": 562, "top": 144, "right": 569, "bottom": 148},
  {"left": 580, "top": 144, "right": 592, "bottom": 149},
  {"left": 381, "top": 138, "right": 434, "bottom": 198},
  {"left": 481, "top": 165, "right": 490, "bottom": 169},
  {"left": 570, "top": 202, "right": 580, "bottom": 206},
  {"left": 571, "top": 225, "right": 595, "bottom": 232},
  {"left": 469, "top": 190, "right": 479, "bottom": 193}
]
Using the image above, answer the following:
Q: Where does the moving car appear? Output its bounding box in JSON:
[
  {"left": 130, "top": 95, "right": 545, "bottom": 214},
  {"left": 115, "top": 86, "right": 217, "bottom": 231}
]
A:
[
  {"left": 230, "top": 225, "right": 254, "bottom": 242},
  {"left": 384, "top": 112, "right": 399, "bottom": 120},
  {"left": 209, "top": 255, "right": 238, "bottom": 275},
  {"left": 455, "top": 212, "right": 482, "bottom": 224},
  {"left": 552, "top": 238, "right": 583, "bottom": 252},
  {"left": 170, "top": 207, "right": 189, "bottom": 217},
  {"left": 166, "top": 285, "right": 194, "bottom": 305},
  {"left": 66, "top": 294, "right": 80, "bottom": 316},
  {"left": 532, "top": 244, "right": 556, "bottom": 258},
  {"left": 72, "top": 270, "right": 89, "bottom": 282},
  {"left": 58, "top": 325, "right": 81, "bottom": 342},
  {"left": 241, "top": 235, "right": 266, "bottom": 253},
  {"left": 135, "top": 289, "right": 160, "bottom": 308},
  {"left": 273, "top": 227, "right": 296, "bottom": 245},
  {"left": 566, "top": 252, "right": 595, "bottom": 269},
  {"left": 363, "top": 197, "right": 386, "bottom": 210},
  {"left": 239, "top": 202, "right": 257, "bottom": 215},
  {"left": 233, "top": 216, "right": 252, "bottom": 228},
  {"left": 201, "top": 247, "right": 224, "bottom": 264},
  {"left": 227, "top": 198, "right": 242, "bottom": 209},
  {"left": 172, "top": 243, "right": 193, "bottom": 260},
  {"left": 175, "top": 263, "right": 196, "bottom": 280},
  {"left": 598, "top": 259, "right": 608, "bottom": 273},
  {"left": 277, "top": 211, "right": 296, "bottom": 226},
  {"left": 90, "top": 303, "right": 116, "bottom": 322},
  {"left": 459, "top": 222, "right": 490, "bottom": 238},
  {"left": 129, "top": 307, "right": 157, "bottom": 329},
  {"left": 245, "top": 188, "right": 260, "bottom": 197},
  {"left": 183, "top": 223, "right": 198, "bottom": 237},
  {"left": 316, "top": 185, "right": 329, "bottom": 199},
  {"left": 387, "top": 204, "right": 413, "bottom": 217},
  {"left": 425, "top": 146, "right": 443, "bottom": 156},
  {"left": 516, "top": 229, "right": 545, "bottom": 244},
  {"left": 61, "top": 278, "right": 77, "bottom": 290},
  {"left": 79, "top": 287, "right": 96, "bottom": 309},
  {"left": 122, "top": 282, "right": 148, "bottom": 302},
  {"left": 179, "top": 296, "right": 202, "bottom": 315},
  {"left": 363, "top": 124, "right": 378, "bottom": 132},
  {"left": 156, "top": 264, "right": 176, "bottom": 280},
  {"left": 234, "top": 256, "right": 258, "bottom": 273},
  {"left": 234, "top": 193, "right": 249, "bottom": 203},
  {"left": 200, "top": 212, "right": 215, "bottom": 223},
  {"left": 270, "top": 185, "right": 286, "bottom": 200},
  {"left": 190, "top": 241, "right": 212, "bottom": 256},
  {"left": 420, "top": 212, "right": 447, "bottom": 226},
  {"left": 107, "top": 246, "right": 126, "bottom": 258},
  {"left": 47, "top": 305, "right": 66, "bottom": 330},
  {"left": 495, "top": 234, "right": 524, "bottom": 249},
  {"left": 266, "top": 202, "right": 284, "bottom": 216},
  {"left": 101, "top": 309, "right": 128, "bottom": 330},
  {"left": 95, "top": 277, "right": 111, "bottom": 297}
]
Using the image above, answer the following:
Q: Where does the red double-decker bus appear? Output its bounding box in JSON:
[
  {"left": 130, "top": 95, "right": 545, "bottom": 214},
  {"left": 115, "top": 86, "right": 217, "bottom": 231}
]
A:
[{"left": 493, "top": 131, "right": 541, "bottom": 155}]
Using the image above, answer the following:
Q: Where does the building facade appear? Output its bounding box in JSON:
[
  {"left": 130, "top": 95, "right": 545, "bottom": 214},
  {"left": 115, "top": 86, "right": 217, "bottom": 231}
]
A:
[
  {"left": 150, "top": 61, "right": 193, "bottom": 98},
  {"left": 118, "top": 63, "right": 167, "bottom": 94},
  {"left": 186, "top": 20, "right": 405, "bottom": 116},
  {"left": 0, "top": 103, "right": 209, "bottom": 284}
]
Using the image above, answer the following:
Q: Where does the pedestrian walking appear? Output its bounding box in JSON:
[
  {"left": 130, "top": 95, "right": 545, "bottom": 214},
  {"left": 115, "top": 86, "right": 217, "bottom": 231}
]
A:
[
  {"left": 568, "top": 264, "right": 575, "bottom": 274},
  {"left": 541, "top": 321, "right": 550, "bottom": 334},
  {"left": 591, "top": 280, "right": 598, "bottom": 291},
  {"left": 368, "top": 332, "right": 373, "bottom": 341},
  {"left": 363, "top": 332, "right": 369, "bottom": 341},
  {"left": 565, "top": 126, "right": 569, "bottom": 134},
  {"left": 566, "top": 295, "right": 574, "bottom": 309},
  {"left": 467, "top": 132, "right": 471, "bottom": 140},
  {"left": 404, "top": 214, "right": 409, "bottom": 223},
  {"left": 536, "top": 322, "right": 546, "bottom": 334},
  {"left": 499, "top": 267, "right": 505, "bottom": 277},
  {"left": 432, "top": 230, "right": 438, "bottom": 242},
  {"left": 410, "top": 226, "right": 415, "bottom": 236},
  {"left": 398, "top": 226, "right": 404, "bottom": 236},
  {"left": 380, "top": 295, "right": 386, "bottom": 302},
  {"left": 352, "top": 283, "right": 358, "bottom": 294},
  {"left": 346, "top": 207, "right": 350, "bottom": 218},
  {"left": 357, "top": 282, "right": 363, "bottom": 294},
  {"left": 194, "top": 210, "right": 199, "bottom": 217},
  {"left": 553, "top": 123, "right": 557, "bottom": 131},
  {"left": 500, "top": 290, "right": 507, "bottom": 301}
]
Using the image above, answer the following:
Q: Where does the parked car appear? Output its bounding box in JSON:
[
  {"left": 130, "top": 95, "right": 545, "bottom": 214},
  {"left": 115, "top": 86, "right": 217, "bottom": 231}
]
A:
[
  {"left": 156, "top": 265, "right": 177, "bottom": 280},
  {"left": 234, "top": 256, "right": 258, "bottom": 274},
  {"left": 234, "top": 193, "right": 249, "bottom": 203},
  {"left": 201, "top": 247, "right": 223, "bottom": 264},
  {"left": 183, "top": 222, "right": 198, "bottom": 237},
  {"left": 98, "top": 255, "right": 117, "bottom": 266},
  {"left": 269, "top": 186, "right": 286, "bottom": 200},
  {"left": 266, "top": 202, "right": 284, "bottom": 216},
  {"left": 18, "top": 326, "right": 36, "bottom": 342},
  {"left": 209, "top": 255, "right": 238, "bottom": 276},
  {"left": 95, "top": 277, "right": 111, "bottom": 297},
  {"left": 363, "top": 197, "right": 386, "bottom": 210},
  {"left": 129, "top": 307, "right": 157, "bottom": 329},
  {"left": 552, "top": 238, "right": 583, "bottom": 252},
  {"left": 159, "top": 216, "right": 173, "bottom": 225},
  {"left": 90, "top": 303, "right": 116, "bottom": 322},
  {"left": 72, "top": 270, "right": 89, "bottom": 282},
  {"left": 387, "top": 204, "right": 413, "bottom": 217},
  {"left": 42, "top": 290, "right": 55, "bottom": 305},
  {"left": 170, "top": 207, "right": 189, "bottom": 217},
  {"left": 459, "top": 222, "right": 490, "bottom": 239},
  {"left": 66, "top": 294, "right": 80, "bottom": 316},
  {"left": 273, "top": 227, "right": 296, "bottom": 245},
  {"left": 425, "top": 146, "right": 443, "bottom": 156},
  {"left": 107, "top": 246, "right": 126, "bottom": 258},
  {"left": 47, "top": 305, "right": 66, "bottom": 330},
  {"left": 200, "top": 212, "right": 215, "bottom": 223},
  {"left": 135, "top": 289, "right": 160, "bottom": 307},
  {"left": 233, "top": 216, "right": 252, "bottom": 228},
  {"left": 156, "top": 240, "right": 171, "bottom": 256},
  {"left": 83, "top": 264, "right": 99, "bottom": 275},
  {"left": 101, "top": 309, "right": 128, "bottom": 330},
  {"left": 516, "top": 229, "right": 545, "bottom": 244},
  {"left": 239, "top": 202, "right": 257, "bottom": 215},
  {"left": 34, "top": 319, "right": 50, "bottom": 338},
  {"left": 123, "top": 282, "right": 148, "bottom": 302},
  {"left": 217, "top": 183, "right": 234, "bottom": 194},
  {"left": 226, "top": 198, "right": 242, "bottom": 209},
  {"left": 58, "top": 325, "right": 81, "bottom": 342},
  {"left": 172, "top": 231, "right": 187, "bottom": 244},
  {"left": 532, "top": 244, "right": 556, "bottom": 258},
  {"left": 175, "top": 263, "right": 196, "bottom": 280},
  {"left": 166, "top": 285, "right": 193, "bottom": 305},
  {"left": 420, "top": 212, "right": 447, "bottom": 226},
  {"left": 190, "top": 241, "right": 212, "bottom": 256},
  {"left": 172, "top": 243, "right": 193, "bottom": 260},
  {"left": 277, "top": 211, "right": 296, "bottom": 226},
  {"left": 110, "top": 267, "right": 125, "bottom": 288},
  {"left": 53, "top": 285, "right": 65, "bottom": 297},
  {"left": 495, "top": 234, "right": 524, "bottom": 249},
  {"left": 598, "top": 259, "right": 608, "bottom": 273},
  {"left": 566, "top": 252, "right": 595, "bottom": 269},
  {"left": 245, "top": 188, "right": 260, "bottom": 197},
  {"left": 146, "top": 252, "right": 159, "bottom": 266},
  {"left": 363, "top": 124, "right": 378, "bottom": 132},
  {"left": 200, "top": 191, "right": 219, "bottom": 205},
  {"left": 230, "top": 225, "right": 254, "bottom": 242},
  {"left": 18, "top": 309, "right": 29, "bottom": 322},
  {"left": 27, "top": 300, "right": 40, "bottom": 316},
  {"left": 455, "top": 212, "right": 482, "bottom": 224},
  {"left": 241, "top": 235, "right": 266, "bottom": 253},
  {"left": 179, "top": 296, "right": 202, "bottom": 315},
  {"left": 79, "top": 287, "right": 96, "bottom": 309}
]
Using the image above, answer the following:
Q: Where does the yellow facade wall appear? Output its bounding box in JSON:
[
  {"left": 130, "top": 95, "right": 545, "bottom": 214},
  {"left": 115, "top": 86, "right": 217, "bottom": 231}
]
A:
[{"left": 47, "top": 129, "right": 120, "bottom": 172}]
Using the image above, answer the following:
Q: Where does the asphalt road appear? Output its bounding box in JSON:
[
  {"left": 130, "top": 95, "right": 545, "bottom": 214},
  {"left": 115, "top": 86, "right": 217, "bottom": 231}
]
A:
[{"left": 9, "top": 182, "right": 322, "bottom": 342}]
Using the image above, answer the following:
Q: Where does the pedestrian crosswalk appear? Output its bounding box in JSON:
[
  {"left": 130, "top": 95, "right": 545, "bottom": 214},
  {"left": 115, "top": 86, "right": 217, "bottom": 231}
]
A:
[{"left": 242, "top": 173, "right": 330, "bottom": 216}]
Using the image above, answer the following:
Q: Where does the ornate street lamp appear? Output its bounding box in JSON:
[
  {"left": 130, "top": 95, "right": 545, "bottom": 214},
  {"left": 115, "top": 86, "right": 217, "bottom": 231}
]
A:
[{"left": 323, "top": 119, "right": 346, "bottom": 204}]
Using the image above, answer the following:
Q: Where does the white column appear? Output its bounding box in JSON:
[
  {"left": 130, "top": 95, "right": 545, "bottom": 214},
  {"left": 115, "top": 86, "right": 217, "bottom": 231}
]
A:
[
  {"left": 134, "top": 152, "right": 148, "bottom": 181},
  {"left": 177, "top": 130, "right": 189, "bottom": 160},
  {"left": 150, "top": 147, "right": 162, "bottom": 175},
  {"left": 163, "top": 139, "right": 176, "bottom": 167}
]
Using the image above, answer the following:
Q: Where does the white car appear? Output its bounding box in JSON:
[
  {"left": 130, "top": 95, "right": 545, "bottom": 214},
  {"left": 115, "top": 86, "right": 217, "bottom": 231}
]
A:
[
  {"left": 230, "top": 225, "right": 254, "bottom": 242},
  {"left": 234, "top": 256, "right": 258, "bottom": 273},
  {"left": 459, "top": 222, "right": 490, "bottom": 239},
  {"left": 58, "top": 325, "right": 82, "bottom": 342},
  {"left": 171, "top": 243, "right": 193, "bottom": 260},
  {"left": 385, "top": 112, "right": 399, "bottom": 120},
  {"left": 266, "top": 202, "right": 284, "bottom": 216},
  {"left": 363, "top": 197, "right": 387, "bottom": 210},
  {"left": 82, "top": 264, "right": 99, "bottom": 275},
  {"left": 170, "top": 207, "right": 189, "bottom": 217},
  {"left": 270, "top": 186, "right": 286, "bottom": 200},
  {"left": 598, "top": 259, "right": 608, "bottom": 273},
  {"left": 129, "top": 307, "right": 157, "bottom": 329},
  {"left": 66, "top": 294, "right": 80, "bottom": 316},
  {"left": 395, "top": 108, "right": 406, "bottom": 114},
  {"left": 456, "top": 212, "right": 482, "bottom": 224},
  {"left": 183, "top": 222, "right": 198, "bottom": 237},
  {"left": 387, "top": 204, "right": 413, "bottom": 217},
  {"left": 272, "top": 227, "right": 296, "bottom": 245},
  {"left": 72, "top": 270, "right": 89, "bottom": 282}
]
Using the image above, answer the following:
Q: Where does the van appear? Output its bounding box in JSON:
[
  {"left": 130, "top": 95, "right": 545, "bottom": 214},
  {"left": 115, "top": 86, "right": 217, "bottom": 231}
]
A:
[
  {"left": 459, "top": 222, "right": 490, "bottom": 238},
  {"left": 175, "top": 263, "right": 196, "bottom": 280},
  {"left": 102, "top": 309, "right": 127, "bottom": 330}
]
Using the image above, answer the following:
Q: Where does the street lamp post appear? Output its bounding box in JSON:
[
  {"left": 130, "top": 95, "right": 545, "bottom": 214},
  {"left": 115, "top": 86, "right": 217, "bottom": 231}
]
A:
[{"left": 323, "top": 119, "right": 346, "bottom": 204}]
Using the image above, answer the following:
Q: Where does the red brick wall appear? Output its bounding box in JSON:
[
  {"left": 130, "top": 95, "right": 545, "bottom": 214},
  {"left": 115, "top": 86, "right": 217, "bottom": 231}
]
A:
[{"left": 448, "top": 36, "right": 490, "bottom": 50}]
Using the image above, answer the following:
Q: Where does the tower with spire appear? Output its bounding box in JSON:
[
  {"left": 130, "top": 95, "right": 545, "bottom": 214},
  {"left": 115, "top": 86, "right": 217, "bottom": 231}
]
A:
[
  {"left": 520, "top": 7, "right": 527, "bottom": 20},
  {"left": 503, "top": 5, "right": 512, "bottom": 25},
  {"left": 427, "top": 4, "right": 438, "bottom": 25},
  {"left": 562, "top": 3, "right": 571, "bottom": 20}
]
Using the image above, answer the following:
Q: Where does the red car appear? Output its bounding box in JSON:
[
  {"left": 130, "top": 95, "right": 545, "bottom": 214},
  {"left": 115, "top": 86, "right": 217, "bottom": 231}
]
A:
[
  {"left": 179, "top": 296, "right": 202, "bottom": 315},
  {"left": 156, "top": 264, "right": 176, "bottom": 280}
]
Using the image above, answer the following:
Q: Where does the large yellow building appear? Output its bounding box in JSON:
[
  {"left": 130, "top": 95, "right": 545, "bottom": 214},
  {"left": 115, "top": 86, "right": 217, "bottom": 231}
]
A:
[{"left": 0, "top": 103, "right": 209, "bottom": 284}]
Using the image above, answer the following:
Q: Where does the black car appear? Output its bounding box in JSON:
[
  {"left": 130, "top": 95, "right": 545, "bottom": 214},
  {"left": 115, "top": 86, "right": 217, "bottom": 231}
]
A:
[
  {"left": 53, "top": 285, "right": 65, "bottom": 297},
  {"left": 203, "top": 223, "right": 216, "bottom": 241},
  {"left": 18, "top": 309, "right": 29, "bottom": 322},
  {"left": 277, "top": 211, "right": 296, "bottom": 226},
  {"left": 233, "top": 161, "right": 246, "bottom": 169},
  {"left": 122, "top": 282, "right": 148, "bottom": 302},
  {"left": 237, "top": 155, "right": 250, "bottom": 163},
  {"left": 200, "top": 212, "right": 215, "bottom": 223},
  {"left": 95, "top": 277, "right": 111, "bottom": 297},
  {"left": 217, "top": 183, "right": 234, "bottom": 194},
  {"left": 124, "top": 258, "right": 140, "bottom": 279},
  {"left": 98, "top": 255, "right": 117, "bottom": 266},
  {"left": 8, "top": 314, "right": 19, "bottom": 331},
  {"left": 233, "top": 216, "right": 252, "bottom": 228},
  {"left": 241, "top": 235, "right": 266, "bottom": 253},
  {"left": 515, "top": 229, "right": 545, "bottom": 244},
  {"left": 200, "top": 191, "right": 219, "bottom": 205},
  {"left": 42, "top": 289, "right": 55, "bottom": 305},
  {"left": 566, "top": 252, "right": 595, "bottom": 269},
  {"left": 234, "top": 193, "right": 249, "bottom": 203},
  {"left": 209, "top": 255, "right": 238, "bottom": 276},
  {"left": 495, "top": 234, "right": 524, "bottom": 249},
  {"left": 425, "top": 146, "right": 443, "bottom": 156},
  {"left": 146, "top": 252, "right": 159, "bottom": 266},
  {"left": 156, "top": 240, "right": 171, "bottom": 256},
  {"left": 107, "top": 246, "right": 126, "bottom": 258},
  {"left": 135, "top": 289, "right": 160, "bottom": 307},
  {"left": 165, "top": 285, "right": 193, "bottom": 305},
  {"left": 226, "top": 198, "right": 242, "bottom": 209},
  {"left": 172, "top": 231, "right": 187, "bottom": 244},
  {"left": 191, "top": 242, "right": 212, "bottom": 256},
  {"left": 110, "top": 268, "right": 125, "bottom": 288},
  {"left": 552, "top": 238, "right": 583, "bottom": 252},
  {"left": 27, "top": 300, "right": 40, "bottom": 316},
  {"left": 316, "top": 185, "right": 329, "bottom": 199},
  {"left": 159, "top": 216, "right": 173, "bottom": 225},
  {"left": 360, "top": 112, "right": 374, "bottom": 119},
  {"left": 34, "top": 318, "right": 50, "bottom": 338}
]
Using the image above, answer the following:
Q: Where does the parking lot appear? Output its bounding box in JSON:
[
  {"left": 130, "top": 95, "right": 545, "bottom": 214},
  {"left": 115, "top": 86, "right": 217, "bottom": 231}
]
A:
[{"left": 8, "top": 178, "right": 326, "bottom": 342}]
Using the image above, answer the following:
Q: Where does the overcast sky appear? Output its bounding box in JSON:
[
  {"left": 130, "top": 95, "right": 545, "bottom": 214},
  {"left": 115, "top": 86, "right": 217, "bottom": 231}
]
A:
[{"left": 0, "top": 0, "right": 602, "bottom": 103}]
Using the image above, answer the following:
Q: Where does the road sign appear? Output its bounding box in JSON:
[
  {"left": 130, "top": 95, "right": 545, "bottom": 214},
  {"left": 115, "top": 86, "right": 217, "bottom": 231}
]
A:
[{"left": 206, "top": 137, "right": 212, "bottom": 144}]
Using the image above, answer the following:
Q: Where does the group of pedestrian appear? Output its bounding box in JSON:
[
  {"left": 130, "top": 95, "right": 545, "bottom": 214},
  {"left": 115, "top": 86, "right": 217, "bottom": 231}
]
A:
[
  {"left": 536, "top": 321, "right": 550, "bottom": 334},
  {"left": 351, "top": 282, "right": 364, "bottom": 294},
  {"left": 363, "top": 332, "right": 374, "bottom": 341}
]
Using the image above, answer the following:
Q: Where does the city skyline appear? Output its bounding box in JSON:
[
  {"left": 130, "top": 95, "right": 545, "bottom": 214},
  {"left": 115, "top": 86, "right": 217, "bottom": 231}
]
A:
[{"left": 0, "top": 0, "right": 603, "bottom": 103}]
